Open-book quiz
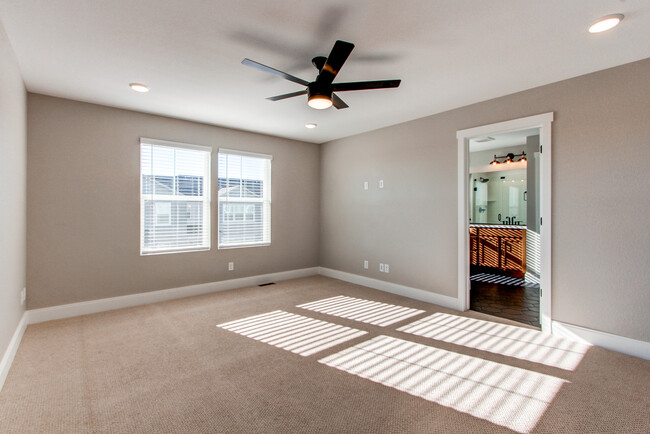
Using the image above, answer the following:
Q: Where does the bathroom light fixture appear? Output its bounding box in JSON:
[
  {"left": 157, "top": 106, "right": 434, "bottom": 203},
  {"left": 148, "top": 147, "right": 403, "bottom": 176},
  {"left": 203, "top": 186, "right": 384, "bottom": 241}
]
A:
[
  {"left": 589, "top": 14, "right": 624, "bottom": 33},
  {"left": 490, "top": 152, "right": 526, "bottom": 166},
  {"left": 305, "top": 123, "right": 317, "bottom": 129},
  {"left": 129, "top": 83, "right": 149, "bottom": 93}
]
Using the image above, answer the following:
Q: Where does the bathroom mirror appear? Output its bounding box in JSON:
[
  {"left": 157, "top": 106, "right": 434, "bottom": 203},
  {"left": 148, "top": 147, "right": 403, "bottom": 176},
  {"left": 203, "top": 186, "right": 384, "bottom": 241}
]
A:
[{"left": 470, "top": 169, "right": 526, "bottom": 225}]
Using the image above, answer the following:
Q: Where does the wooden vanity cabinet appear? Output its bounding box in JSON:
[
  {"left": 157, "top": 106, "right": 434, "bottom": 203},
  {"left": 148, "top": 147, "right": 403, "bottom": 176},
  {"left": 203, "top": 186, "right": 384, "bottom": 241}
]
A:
[{"left": 470, "top": 226, "right": 526, "bottom": 275}]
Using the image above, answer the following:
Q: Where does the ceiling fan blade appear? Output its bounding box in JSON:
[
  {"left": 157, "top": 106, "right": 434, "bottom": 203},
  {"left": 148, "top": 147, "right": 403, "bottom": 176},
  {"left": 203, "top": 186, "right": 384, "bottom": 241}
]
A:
[
  {"left": 242, "top": 58, "right": 310, "bottom": 86},
  {"left": 266, "top": 90, "right": 308, "bottom": 101},
  {"left": 317, "top": 40, "right": 354, "bottom": 85},
  {"left": 331, "top": 93, "right": 349, "bottom": 109},
  {"left": 332, "top": 79, "right": 401, "bottom": 92}
]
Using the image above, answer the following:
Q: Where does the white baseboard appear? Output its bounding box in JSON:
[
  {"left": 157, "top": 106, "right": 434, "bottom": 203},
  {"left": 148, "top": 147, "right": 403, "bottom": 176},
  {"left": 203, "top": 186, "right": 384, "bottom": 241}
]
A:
[
  {"left": 318, "top": 267, "right": 461, "bottom": 311},
  {"left": 27, "top": 267, "right": 319, "bottom": 325},
  {"left": 0, "top": 311, "right": 28, "bottom": 392},
  {"left": 552, "top": 320, "right": 650, "bottom": 361}
]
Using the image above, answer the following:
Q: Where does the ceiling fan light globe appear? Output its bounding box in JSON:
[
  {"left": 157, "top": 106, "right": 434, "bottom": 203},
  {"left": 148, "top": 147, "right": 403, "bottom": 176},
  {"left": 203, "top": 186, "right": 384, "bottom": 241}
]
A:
[{"left": 308, "top": 95, "right": 333, "bottom": 110}]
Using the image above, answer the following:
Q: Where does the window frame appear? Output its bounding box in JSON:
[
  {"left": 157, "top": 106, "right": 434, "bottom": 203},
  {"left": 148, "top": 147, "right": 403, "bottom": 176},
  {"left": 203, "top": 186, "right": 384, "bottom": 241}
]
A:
[
  {"left": 140, "top": 137, "right": 212, "bottom": 255},
  {"left": 217, "top": 148, "right": 272, "bottom": 249}
]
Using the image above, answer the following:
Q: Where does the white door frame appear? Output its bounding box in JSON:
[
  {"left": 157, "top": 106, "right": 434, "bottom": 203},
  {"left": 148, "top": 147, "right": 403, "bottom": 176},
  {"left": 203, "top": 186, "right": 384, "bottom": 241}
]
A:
[{"left": 456, "top": 112, "right": 554, "bottom": 332}]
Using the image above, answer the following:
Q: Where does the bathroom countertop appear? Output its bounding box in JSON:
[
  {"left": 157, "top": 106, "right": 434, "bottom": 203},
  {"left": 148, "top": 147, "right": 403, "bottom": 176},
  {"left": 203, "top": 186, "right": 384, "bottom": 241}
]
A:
[{"left": 469, "top": 223, "right": 527, "bottom": 229}]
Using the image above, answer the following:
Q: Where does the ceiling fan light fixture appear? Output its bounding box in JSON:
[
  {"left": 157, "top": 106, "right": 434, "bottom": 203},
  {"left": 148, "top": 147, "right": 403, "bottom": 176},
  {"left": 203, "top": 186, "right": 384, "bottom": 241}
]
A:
[
  {"left": 308, "top": 95, "right": 333, "bottom": 110},
  {"left": 589, "top": 14, "right": 624, "bottom": 33}
]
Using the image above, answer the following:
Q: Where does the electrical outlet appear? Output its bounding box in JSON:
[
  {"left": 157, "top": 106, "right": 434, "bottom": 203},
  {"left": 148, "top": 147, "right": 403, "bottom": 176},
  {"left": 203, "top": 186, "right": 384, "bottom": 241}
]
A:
[
  {"left": 363, "top": 181, "right": 368, "bottom": 190},
  {"left": 363, "top": 260, "right": 368, "bottom": 269},
  {"left": 379, "top": 263, "right": 384, "bottom": 272},
  {"left": 384, "top": 264, "right": 389, "bottom": 273},
  {"left": 228, "top": 262, "right": 234, "bottom": 271},
  {"left": 21, "top": 288, "right": 26, "bottom": 305},
  {"left": 379, "top": 180, "right": 384, "bottom": 189}
]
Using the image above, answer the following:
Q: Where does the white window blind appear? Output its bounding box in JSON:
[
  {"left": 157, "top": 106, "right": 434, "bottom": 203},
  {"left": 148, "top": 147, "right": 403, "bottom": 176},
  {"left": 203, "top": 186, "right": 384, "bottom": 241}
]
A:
[
  {"left": 218, "top": 149, "right": 271, "bottom": 248},
  {"left": 140, "top": 139, "right": 211, "bottom": 254}
]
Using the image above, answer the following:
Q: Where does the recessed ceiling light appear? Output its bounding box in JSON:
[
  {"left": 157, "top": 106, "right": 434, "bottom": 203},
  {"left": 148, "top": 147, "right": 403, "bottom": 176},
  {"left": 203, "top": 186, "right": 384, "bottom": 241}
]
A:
[
  {"left": 129, "top": 83, "right": 149, "bottom": 93},
  {"left": 305, "top": 123, "right": 317, "bottom": 129},
  {"left": 588, "top": 14, "right": 624, "bottom": 33}
]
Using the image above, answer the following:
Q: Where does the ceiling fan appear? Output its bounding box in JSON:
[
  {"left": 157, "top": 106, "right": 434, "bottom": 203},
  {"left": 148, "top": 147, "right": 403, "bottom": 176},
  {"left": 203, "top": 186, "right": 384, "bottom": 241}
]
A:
[{"left": 242, "top": 40, "right": 401, "bottom": 110}]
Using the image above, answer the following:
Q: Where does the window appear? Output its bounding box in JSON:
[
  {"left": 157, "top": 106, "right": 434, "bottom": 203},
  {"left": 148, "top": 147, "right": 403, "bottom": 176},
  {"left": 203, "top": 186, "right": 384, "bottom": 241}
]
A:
[
  {"left": 140, "top": 138, "right": 211, "bottom": 254},
  {"left": 218, "top": 149, "right": 271, "bottom": 248}
]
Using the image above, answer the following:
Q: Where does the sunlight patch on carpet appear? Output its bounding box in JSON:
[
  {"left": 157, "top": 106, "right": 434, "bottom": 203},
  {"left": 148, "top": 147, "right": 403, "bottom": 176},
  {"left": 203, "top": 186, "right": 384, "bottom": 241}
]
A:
[
  {"left": 398, "top": 313, "right": 590, "bottom": 370},
  {"left": 297, "top": 295, "right": 425, "bottom": 326},
  {"left": 320, "top": 335, "right": 567, "bottom": 433},
  {"left": 217, "top": 310, "right": 367, "bottom": 356}
]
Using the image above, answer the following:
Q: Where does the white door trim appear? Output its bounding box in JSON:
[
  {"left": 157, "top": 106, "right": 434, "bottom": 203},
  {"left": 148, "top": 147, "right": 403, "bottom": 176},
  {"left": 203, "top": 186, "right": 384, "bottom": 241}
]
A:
[{"left": 456, "top": 112, "right": 554, "bottom": 332}]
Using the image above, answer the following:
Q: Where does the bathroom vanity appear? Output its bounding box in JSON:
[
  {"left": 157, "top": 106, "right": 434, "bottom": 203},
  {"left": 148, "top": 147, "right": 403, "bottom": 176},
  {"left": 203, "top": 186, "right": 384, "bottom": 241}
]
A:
[{"left": 469, "top": 224, "right": 526, "bottom": 276}]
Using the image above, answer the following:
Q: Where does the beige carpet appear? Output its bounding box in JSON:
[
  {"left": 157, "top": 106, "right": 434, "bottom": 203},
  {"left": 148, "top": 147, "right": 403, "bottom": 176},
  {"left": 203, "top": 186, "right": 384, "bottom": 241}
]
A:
[{"left": 1, "top": 275, "right": 648, "bottom": 433}]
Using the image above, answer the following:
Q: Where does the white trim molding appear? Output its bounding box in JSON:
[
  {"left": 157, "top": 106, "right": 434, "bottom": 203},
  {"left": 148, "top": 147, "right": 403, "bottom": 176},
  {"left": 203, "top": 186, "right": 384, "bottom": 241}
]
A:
[
  {"left": 27, "top": 267, "right": 319, "bottom": 324},
  {"left": 456, "top": 112, "right": 554, "bottom": 332},
  {"left": 140, "top": 137, "right": 212, "bottom": 153},
  {"left": 318, "top": 267, "right": 461, "bottom": 311},
  {"left": 552, "top": 321, "right": 650, "bottom": 361},
  {"left": 218, "top": 148, "right": 273, "bottom": 160},
  {"left": 0, "top": 312, "right": 28, "bottom": 392}
]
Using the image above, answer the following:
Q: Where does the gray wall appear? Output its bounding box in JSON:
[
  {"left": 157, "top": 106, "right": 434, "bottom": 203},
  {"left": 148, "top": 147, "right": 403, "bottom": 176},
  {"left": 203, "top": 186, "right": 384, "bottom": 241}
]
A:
[
  {"left": 0, "top": 23, "right": 26, "bottom": 358},
  {"left": 27, "top": 94, "right": 320, "bottom": 309},
  {"left": 321, "top": 58, "right": 650, "bottom": 342}
]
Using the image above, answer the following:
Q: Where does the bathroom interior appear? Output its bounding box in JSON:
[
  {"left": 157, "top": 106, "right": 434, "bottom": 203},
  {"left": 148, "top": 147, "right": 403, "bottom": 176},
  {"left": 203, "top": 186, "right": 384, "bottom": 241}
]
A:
[{"left": 468, "top": 128, "right": 541, "bottom": 327}]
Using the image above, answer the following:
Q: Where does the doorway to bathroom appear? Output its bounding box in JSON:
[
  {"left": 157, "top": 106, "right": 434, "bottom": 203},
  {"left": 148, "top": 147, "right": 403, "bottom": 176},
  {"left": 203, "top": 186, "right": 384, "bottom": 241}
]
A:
[
  {"left": 457, "top": 113, "right": 553, "bottom": 331},
  {"left": 468, "top": 128, "right": 541, "bottom": 326}
]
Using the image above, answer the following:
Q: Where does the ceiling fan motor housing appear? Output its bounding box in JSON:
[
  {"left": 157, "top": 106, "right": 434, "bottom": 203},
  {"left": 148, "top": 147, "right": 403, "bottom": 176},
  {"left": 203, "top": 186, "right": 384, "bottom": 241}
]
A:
[{"left": 307, "top": 81, "right": 332, "bottom": 101}]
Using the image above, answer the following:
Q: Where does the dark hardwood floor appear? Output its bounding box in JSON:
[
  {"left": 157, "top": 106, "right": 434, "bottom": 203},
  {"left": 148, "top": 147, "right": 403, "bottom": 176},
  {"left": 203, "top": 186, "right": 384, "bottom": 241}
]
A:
[{"left": 470, "top": 273, "right": 540, "bottom": 327}]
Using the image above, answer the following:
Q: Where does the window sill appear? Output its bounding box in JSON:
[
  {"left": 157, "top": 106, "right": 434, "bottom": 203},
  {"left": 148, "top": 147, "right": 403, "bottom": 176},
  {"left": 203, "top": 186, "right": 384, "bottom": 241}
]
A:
[
  {"left": 218, "top": 243, "right": 270, "bottom": 250},
  {"left": 141, "top": 247, "right": 210, "bottom": 256}
]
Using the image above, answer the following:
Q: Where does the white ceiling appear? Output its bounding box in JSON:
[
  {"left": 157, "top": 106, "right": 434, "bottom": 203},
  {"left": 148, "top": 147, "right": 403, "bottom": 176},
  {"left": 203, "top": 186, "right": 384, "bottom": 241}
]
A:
[{"left": 1, "top": 1, "right": 649, "bottom": 144}]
